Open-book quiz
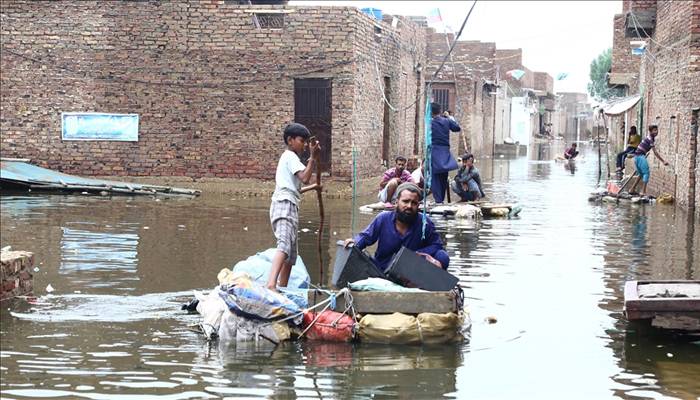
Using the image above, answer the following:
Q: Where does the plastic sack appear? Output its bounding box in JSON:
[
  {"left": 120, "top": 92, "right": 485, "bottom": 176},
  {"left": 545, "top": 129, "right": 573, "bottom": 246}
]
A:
[
  {"left": 484, "top": 207, "right": 509, "bottom": 217},
  {"left": 194, "top": 288, "right": 228, "bottom": 340},
  {"left": 217, "top": 309, "right": 291, "bottom": 344},
  {"left": 218, "top": 273, "right": 303, "bottom": 325},
  {"left": 657, "top": 193, "right": 674, "bottom": 204},
  {"left": 348, "top": 277, "right": 425, "bottom": 293},
  {"left": 225, "top": 248, "right": 310, "bottom": 289},
  {"left": 455, "top": 204, "right": 482, "bottom": 219},
  {"left": 358, "top": 312, "right": 462, "bottom": 344},
  {"left": 302, "top": 310, "right": 355, "bottom": 342}
]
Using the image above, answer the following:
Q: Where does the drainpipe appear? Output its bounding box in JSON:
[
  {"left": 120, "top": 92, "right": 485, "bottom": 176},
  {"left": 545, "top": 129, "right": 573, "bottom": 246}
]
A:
[{"left": 689, "top": 108, "right": 699, "bottom": 212}]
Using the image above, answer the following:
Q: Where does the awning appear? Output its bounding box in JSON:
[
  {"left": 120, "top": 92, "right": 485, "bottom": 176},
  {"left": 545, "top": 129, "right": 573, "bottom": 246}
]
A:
[{"left": 604, "top": 95, "right": 641, "bottom": 116}]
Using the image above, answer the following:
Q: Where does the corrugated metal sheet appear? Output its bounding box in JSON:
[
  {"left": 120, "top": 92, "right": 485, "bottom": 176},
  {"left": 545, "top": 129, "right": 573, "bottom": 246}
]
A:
[{"left": 0, "top": 161, "right": 199, "bottom": 196}]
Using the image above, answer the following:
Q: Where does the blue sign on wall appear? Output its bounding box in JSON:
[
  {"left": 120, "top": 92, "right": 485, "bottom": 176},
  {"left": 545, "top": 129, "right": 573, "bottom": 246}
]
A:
[{"left": 61, "top": 112, "right": 139, "bottom": 141}]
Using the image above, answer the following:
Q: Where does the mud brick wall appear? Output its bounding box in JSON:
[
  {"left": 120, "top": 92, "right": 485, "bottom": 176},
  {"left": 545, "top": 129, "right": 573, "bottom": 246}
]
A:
[
  {"left": 0, "top": 251, "right": 34, "bottom": 301},
  {"left": 533, "top": 72, "right": 553, "bottom": 94},
  {"left": 425, "top": 29, "right": 496, "bottom": 156},
  {"left": 0, "top": 2, "right": 424, "bottom": 181},
  {"left": 350, "top": 13, "right": 426, "bottom": 179},
  {"left": 637, "top": 0, "right": 700, "bottom": 209},
  {"left": 623, "top": 0, "right": 658, "bottom": 13}
]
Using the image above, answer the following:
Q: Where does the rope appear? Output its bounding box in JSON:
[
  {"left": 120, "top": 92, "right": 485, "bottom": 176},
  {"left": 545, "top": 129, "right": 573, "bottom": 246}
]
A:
[{"left": 297, "top": 287, "right": 352, "bottom": 339}]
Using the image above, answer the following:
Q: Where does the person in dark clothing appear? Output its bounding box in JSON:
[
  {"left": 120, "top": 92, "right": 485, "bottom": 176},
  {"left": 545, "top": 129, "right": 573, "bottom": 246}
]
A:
[
  {"left": 429, "top": 102, "right": 461, "bottom": 204},
  {"left": 450, "top": 153, "right": 485, "bottom": 202},
  {"left": 564, "top": 143, "right": 579, "bottom": 160}
]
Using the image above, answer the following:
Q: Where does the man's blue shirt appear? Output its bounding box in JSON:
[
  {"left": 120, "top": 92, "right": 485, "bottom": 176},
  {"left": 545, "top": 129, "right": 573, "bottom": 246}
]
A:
[
  {"left": 431, "top": 116, "right": 461, "bottom": 173},
  {"left": 431, "top": 116, "right": 461, "bottom": 147},
  {"left": 353, "top": 211, "right": 446, "bottom": 271}
]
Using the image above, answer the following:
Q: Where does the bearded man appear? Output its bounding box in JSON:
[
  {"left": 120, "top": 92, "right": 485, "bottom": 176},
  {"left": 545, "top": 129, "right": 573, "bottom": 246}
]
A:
[{"left": 344, "top": 183, "right": 450, "bottom": 270}]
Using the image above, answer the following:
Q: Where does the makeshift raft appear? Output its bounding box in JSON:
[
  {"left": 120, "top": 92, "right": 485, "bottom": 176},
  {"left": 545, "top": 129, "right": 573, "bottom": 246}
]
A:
[
  {"left": 1, "top": 159, "right": 200, "bottom": 197},
  {"left": 624, "top": 280, "right": 700, "bottom": 331},
  {"left": 186, "top": 250, "right": 469, "bottom": 345},
  {"left": 359, "top": 201, "right": 522, "bottom": 218}
]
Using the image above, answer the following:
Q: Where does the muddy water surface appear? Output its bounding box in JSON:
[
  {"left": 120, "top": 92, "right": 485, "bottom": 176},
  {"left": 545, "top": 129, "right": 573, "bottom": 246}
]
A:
[{"left": 1, "top": 143, "right": 699, "bottom": 399}]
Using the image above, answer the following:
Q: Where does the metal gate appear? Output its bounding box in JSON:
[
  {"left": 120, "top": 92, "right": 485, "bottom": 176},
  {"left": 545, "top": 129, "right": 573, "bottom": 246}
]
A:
[{"left": 294, "top": 79, "right": 332, "bottom": 173}]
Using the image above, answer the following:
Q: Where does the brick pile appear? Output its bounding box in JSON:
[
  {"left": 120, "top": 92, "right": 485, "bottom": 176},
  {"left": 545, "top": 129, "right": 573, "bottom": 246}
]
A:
[{"left": 0, "top": 250, "right": 34, "bottom": 301}]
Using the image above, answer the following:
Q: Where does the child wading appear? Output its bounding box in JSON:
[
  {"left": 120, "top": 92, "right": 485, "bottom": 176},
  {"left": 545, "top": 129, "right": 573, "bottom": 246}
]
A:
[{"left": 267, "top": 123, "right": 321, "bottom": 291}]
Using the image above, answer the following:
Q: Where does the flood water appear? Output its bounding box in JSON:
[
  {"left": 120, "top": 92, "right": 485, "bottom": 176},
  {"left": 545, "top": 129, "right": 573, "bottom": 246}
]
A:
[{"left": 1, "top": 143, "right": 699, "bottom": 399}]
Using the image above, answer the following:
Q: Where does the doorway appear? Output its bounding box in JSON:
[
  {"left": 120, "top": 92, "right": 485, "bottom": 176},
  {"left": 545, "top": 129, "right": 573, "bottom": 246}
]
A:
[{"left": 294, "top": 79, "right": 333, "bottom": 173}]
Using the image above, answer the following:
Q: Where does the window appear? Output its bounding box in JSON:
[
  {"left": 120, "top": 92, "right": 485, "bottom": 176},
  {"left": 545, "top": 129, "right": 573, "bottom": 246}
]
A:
[
  {"left": 253, "top": 13, "right": 284, "bottom": 28},
  {"left": 432, "top": 88, "right": 449, "bottom": 114}
]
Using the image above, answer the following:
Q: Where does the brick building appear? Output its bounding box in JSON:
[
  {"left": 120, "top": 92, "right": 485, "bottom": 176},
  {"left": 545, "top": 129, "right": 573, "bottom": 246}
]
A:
[
  {"left": 609, "top": 0, "right": 700, "bottom": 209},
  {"left": 424, "top": 29, "right": 497, "bottom": 156},
  {"left": 0, "top": 1, "right": 426, "bottom": 181}
]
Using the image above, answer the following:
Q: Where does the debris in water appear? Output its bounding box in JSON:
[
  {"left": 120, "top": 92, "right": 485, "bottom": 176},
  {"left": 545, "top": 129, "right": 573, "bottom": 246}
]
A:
[
  {"left": 46, "top": 284, "right": 55, "bottom": 293},
  {"left": 301, "top": 228, "right": 310, "bottom": 233},
  {"left": 666, "top": 353, "right": 674, "bottom": 358},
  {"left": 485, "top": 315, "right": 498, "bottom": 324},
  {"left": 33, "top": 267, "right": 40, "bottom": 272},
  {"left": 243, "top": 226, "right": 248, "bottom": 231}
]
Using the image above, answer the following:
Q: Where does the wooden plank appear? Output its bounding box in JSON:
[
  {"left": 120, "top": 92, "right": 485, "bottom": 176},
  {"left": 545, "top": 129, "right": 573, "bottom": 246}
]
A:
[
  {"left": 307, "top": 290, "right": 458, "bottom": 314},
  {"left": 625, "top": 281, "right": 700, "bottom": 316}
]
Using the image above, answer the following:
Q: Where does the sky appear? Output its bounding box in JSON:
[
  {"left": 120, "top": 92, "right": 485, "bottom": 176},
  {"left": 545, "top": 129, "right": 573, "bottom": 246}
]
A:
[{"left": 290, "top": 1, "right": 622, "bottom": 96}]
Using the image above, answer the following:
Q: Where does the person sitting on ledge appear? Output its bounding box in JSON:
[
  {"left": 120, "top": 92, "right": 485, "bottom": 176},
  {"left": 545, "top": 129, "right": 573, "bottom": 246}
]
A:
[
  {"left": 377, "top": 155, "right": 413, "bottom": 207},
  {"left": 345, "top": 182, "right": 450, "bottom": 270},
  {"left": 451, "top": 153, "right": 485, "bottom": 202}
]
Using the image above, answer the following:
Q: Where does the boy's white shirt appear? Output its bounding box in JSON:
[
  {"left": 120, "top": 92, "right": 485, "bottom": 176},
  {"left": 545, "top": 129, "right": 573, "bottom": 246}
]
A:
[{"left": 272, "top": 149, "right": 306, "bottom": 205}]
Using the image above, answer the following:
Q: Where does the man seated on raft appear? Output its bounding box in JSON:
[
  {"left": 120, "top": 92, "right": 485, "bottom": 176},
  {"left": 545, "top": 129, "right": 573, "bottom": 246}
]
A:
[
  {"left": 377, "top": 155, "right": 414, "bottom": 207},
  {"left": 345, "top": 182, "right": 450, "bottom": 270},
  {"left": 451, "top": 153, "right": 485, "bottom": 202}
]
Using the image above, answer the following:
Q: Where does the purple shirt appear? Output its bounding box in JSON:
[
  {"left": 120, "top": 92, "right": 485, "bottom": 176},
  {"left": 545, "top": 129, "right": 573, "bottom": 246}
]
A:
[
  {"left": 635, "top": 135, "right": 655, "bottom": 155},
  {"left": 380, "top": 168, "right": 413, "bottom": 188},
  {"left": 353, "top": 211, "right": 446, "bottom": 271}
]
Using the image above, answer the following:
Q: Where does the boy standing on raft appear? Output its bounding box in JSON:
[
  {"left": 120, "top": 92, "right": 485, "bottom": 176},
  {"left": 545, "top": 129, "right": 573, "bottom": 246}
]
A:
[{"left": 266, "top": 123, "right": 321, "bottom": 291}]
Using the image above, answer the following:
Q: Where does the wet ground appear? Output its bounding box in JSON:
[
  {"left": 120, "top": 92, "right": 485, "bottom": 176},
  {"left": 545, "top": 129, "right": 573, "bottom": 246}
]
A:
[{"left": 1, "top": 142, "right": 699, "bottom": 399}]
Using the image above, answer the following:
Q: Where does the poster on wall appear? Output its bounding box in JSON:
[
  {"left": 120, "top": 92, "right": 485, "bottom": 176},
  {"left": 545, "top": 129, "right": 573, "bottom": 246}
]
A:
[{"left": 61, "top": 112, "right": 139, "bottom": 141}]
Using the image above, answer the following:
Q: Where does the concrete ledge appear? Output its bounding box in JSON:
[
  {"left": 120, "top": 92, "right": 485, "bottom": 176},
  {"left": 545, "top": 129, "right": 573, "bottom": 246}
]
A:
[
  {"left": 92, "top": 175, "right": 384, "bottom": 199},
  {"left": 0, "top": 250, "right": 34, "bottom": 301}
]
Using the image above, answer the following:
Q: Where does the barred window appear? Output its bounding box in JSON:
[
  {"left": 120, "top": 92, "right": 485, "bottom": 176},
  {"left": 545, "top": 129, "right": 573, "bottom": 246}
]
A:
[
  {"left": 253, "top": 13, "right": 284, "bottom": 29},
  {"left": 432, "top": 88, "right": 449, "bottom": 113}
]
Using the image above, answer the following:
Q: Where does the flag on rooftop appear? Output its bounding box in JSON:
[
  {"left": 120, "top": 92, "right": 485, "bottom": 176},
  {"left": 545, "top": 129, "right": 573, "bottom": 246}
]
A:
[
  {"left": 506, "top": 69, "right": 526, "bottom": 80},
  {"left": 427, "top": 8, "right": 442, "bottom": 24}
]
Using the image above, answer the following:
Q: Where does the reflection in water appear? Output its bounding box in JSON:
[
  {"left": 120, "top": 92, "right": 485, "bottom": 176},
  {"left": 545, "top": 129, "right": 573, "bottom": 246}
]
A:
[
  {"left": 61, "top": 226, "right": 140, "bottom": 292},
  {"left": 1, "top": 145, "right": 699, "bottom": 399}
]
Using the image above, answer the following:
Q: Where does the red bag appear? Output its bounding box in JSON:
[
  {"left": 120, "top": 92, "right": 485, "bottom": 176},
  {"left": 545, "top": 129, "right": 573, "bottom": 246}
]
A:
[{"left": 302, "top": 310, "right": 354, "bottom": 342}]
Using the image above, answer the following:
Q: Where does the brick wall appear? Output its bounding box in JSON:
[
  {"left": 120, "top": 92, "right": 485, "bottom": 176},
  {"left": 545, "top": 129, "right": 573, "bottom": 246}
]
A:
[
  {"left": 612, "top": 14, "right": 639, "bottom": 75},
  {"left": 495, "top": 49, "right": 534, "bottom": 91},
  {"left": 350, "top": 13, "right": 426, "bottom": 178},
  {"left": 637, "top": 0, "right": 700, "bottom": 210},
  {"left": 533, "top": 72, "right": 553, "bottom": 94},
  {"left": 0, "top": 1, "right": 424, "bottom": 181},
  {"left": 425, "top": 30, "right": 496, "bottom": 155},
  {"left": 623, "top": 0, "right": 658, "bottom": 13},
  {"left": 0, "top": 251, "right": 34, "bottom": 301}
]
